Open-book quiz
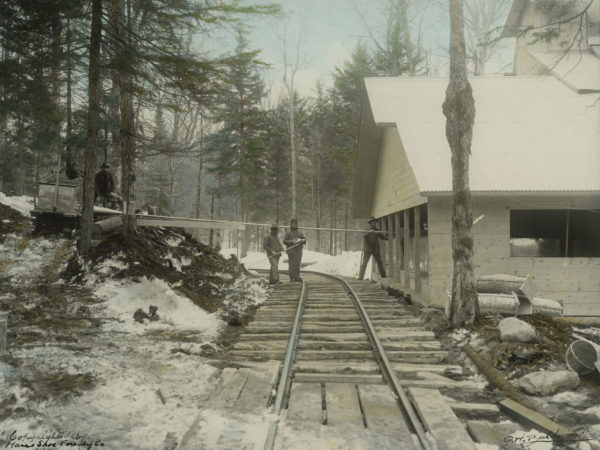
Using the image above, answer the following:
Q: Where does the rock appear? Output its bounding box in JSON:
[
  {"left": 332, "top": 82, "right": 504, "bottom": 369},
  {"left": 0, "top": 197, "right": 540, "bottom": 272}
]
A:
[
  {"left": 498, "top": 317, "right": 536, "bottom": 342},
  {"left": 553, "top": 409, "right": 600, "bottom": 428},
  {"left": 133, "top": 308, "right": 149, "bottom": 323},
  {"left": 517, "top": 370, "right": 580, "bottom": 396}
]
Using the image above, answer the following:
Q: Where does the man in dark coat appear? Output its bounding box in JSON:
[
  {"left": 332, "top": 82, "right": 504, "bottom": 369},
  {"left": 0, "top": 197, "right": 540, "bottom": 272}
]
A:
[
  {"left": 283, "top": 218, "right": 306, "bottom": 282},
  {"left": 358, "top": 218, "right": 388, "bottom": 280},
  {"left": 263, "top": 224, "right": 284, "bottom": 285},
  {"left": 65, "top": 160, "right": 80, "bottom": 180},
  {"left": 94, "top": 162, "right": 115, "bottom": 206}
]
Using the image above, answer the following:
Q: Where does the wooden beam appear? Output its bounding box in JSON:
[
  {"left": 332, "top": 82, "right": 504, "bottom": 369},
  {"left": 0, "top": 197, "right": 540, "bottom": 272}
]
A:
[
  {"left": 404, "top": 210, "right": 410, "bottom": 289},
  {"left": 409, "top": 387, "right": 476, "bottom": 450},
  {"left": 414, "top": 206, "right": 421, "bottom": 293},
  {"left": 395, "top": 212, "right": 402, "bottom": 282},
  {"left": 499, "top": 398, "right": 575, "bottom": 438},
  {"left": 287, "top": 382, "right": 323, "bottom": 423},
  {"left": 325, "top": 383, "right": 364, "bottom": 427},
  {"left": 358, "top": 385, "right": 417, "bottom": 449},
  {"left": 462, "top": 344, "right": 537, "bottom": 410}
]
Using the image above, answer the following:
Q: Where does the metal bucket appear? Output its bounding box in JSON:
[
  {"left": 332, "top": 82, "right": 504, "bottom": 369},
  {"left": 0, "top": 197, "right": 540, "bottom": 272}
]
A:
[{"left": 566, "top": 340, "right": 598, "bottom": 375}]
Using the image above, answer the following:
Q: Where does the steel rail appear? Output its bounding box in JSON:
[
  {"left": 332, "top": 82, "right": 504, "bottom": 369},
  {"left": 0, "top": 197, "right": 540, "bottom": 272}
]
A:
[
  {"left": 302, "top": 270, "right": 435, "bottom": 450},
  {"left": 263, "top": 278, "right": 307, "bottom": 450}
]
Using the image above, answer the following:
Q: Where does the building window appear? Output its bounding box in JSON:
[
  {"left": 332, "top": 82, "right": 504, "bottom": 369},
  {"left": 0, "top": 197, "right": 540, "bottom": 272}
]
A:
[{"left": 510, "top": 209, "right": 600, "bottom": 257}]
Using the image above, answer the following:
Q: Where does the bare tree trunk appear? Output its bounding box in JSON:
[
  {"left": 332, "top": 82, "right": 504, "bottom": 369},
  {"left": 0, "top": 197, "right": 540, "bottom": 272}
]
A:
[
  {"left": 333, "top": 202, "right": 337, "bottom": 256},
  {"left": 195, "top": 157, "right": 203, "bottom": 218},
  {"left": 113, "top": 0, "right": 136, "bottom": 235},
  {"left": 80, "top": 0, "right": 102, "bottom": 256},
  {"left": 443, "top": 0, "right": 479, "bottom": 328},
  {"left": 238, "top": 89, "right": 248, "bottom": 258},
  {"left": 66, "top": 19, "right": 73, "bottom": 164},
  {"left": 329, "top": 200, "right": 334, "bottom": 256},
  {"left": 276, "top": 187, "right": 280, "bottom": 225},
  {"left": 289, "top": 87, "right": 296, "bottom": 218},
  {"left": 398, "top": 0, "right": 415, "bottom": 74},
  {"left": 209, "top": 191, "right": 215, "bottom": 247},
  {"left": 315, "top": 158, "right": 321, "bottom": 252}
]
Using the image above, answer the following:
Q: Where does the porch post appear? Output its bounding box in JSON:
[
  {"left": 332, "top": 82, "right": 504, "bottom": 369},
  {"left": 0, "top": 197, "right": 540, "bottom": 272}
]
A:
[
  {"left": 387, "top": 215, "right": 394, "bottom": 280},
  {"left": 380, "top": 218, "right": 387, "bottom": 268},
  {"left": 414, "top": 206, "right": 421, "bottom": 293},
  {"left": 395, "top": 212, "right": 402, "bottom": 282},
  {"left": 403, "top": 209, "right": 410, "bottom": 289}
]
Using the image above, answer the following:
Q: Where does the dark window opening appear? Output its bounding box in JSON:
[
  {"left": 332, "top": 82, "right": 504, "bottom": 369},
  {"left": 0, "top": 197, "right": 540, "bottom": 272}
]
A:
[{"left": 510, "top": 209, "right": 600, "bottom": 257}]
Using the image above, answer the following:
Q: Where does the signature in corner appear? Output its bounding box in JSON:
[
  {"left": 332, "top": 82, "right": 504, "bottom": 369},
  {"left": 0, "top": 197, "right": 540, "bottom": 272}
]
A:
[{"left": 501, "top": 432, "right": 591, "bottom": 450}]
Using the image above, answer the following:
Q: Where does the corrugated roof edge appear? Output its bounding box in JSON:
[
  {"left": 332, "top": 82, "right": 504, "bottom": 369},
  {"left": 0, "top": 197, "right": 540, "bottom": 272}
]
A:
[{"left": 423, "top": 190, "right": 600, "bottom": 196}]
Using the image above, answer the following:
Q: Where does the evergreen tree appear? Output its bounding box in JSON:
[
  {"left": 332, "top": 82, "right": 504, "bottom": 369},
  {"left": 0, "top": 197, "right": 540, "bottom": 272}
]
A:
[
  {"left": 328, "top": 43, "right": 377, "bottom": 200},
  {"left": 206, "top": 30, "right": 268, "bottom": 254}
]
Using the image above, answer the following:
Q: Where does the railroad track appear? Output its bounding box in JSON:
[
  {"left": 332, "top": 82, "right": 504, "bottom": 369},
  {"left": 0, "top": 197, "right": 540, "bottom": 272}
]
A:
[{"left": 180, "top": 271, "right": 493, "bottom": 450}]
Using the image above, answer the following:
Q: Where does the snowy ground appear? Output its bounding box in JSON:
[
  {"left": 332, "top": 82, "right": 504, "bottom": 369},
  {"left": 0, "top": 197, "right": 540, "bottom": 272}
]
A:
[
  {"left": 0, "top": 192, "right": 33, "bottom": 217},
  {"left": 1, "top": 195, "right": 599, "bottom": 450},
  {"left": 221, "top": 247, "right": 370, "bottom": 280},
  {"left": 0, "top": 195, "right": 373, "bottom": 449}
]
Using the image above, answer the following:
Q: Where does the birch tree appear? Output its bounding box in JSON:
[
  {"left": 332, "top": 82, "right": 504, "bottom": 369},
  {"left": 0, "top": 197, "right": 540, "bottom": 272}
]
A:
[
  {"left": 464, "top": 0, "right": 511, "bottom": 75},
  {"left": 279, "top": 24, "right": 309, "bottom": 219},
  {"left": 442, "top": 0, "right": 479, "bottom": 328}
]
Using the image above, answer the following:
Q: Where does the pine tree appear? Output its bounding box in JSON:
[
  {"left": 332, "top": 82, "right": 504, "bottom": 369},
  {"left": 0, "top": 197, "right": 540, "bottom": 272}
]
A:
[{"left": 206, "top": 30, "right": 268, "bottom": 255}]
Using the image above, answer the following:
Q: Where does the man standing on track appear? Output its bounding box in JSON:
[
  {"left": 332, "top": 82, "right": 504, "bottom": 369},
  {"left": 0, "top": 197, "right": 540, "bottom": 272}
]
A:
[
  {"left": 358, "top": 217, "right": 388, "bottom": 280},
  {"left": 283, "top": 218, "right": 307, "bottom": 282},
  {"left": 263, "top": 224, "right": 283, "bottom": 285}
]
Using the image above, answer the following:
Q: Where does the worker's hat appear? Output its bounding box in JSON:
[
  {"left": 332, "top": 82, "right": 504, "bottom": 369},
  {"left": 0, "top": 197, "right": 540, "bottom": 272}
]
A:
[{"left": 270, "top": 223, "right": 279, "bottom": 229}]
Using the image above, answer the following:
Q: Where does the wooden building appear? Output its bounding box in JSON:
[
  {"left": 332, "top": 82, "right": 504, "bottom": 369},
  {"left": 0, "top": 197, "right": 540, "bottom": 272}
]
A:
[{"left": 352, "top": 1, "right": 600, "bottom": 317}]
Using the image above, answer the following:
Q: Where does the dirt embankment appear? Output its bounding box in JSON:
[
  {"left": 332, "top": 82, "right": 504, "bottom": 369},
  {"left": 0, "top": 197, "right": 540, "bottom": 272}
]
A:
[{"left": 63, "top": 226, "right": 247, "bottom": 313}]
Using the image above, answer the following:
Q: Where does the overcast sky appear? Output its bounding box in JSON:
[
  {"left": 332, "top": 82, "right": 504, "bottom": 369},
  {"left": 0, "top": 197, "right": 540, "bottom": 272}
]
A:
[{"left": 207, "top": 0, "right": 515, "bottom": 101}]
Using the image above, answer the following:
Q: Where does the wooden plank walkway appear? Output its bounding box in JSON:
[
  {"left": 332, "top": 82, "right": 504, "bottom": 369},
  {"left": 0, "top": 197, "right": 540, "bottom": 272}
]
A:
[{"left": 179, "top": 274, "right": 509, "bottom": 449}]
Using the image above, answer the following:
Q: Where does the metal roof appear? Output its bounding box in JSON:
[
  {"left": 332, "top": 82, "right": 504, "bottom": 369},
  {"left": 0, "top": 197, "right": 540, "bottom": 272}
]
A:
[
  {"left": 358, "top": 76, "right": 600, "bottom": 196},
  {"left": 530, "top": 51, "right": 600, "bottom": 92}
]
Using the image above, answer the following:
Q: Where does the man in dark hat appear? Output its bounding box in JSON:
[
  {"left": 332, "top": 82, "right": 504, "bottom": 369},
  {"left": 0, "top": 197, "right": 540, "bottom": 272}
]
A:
[
  {"left": 263, "top": 224, "right": 284, "bottom": 285},
  {"left": 358, "top": 217, "right": 388, "bottom": 280},
  {"left": 65, "top": 160, "right": 80, "bottom": 180},
  {"left": 283, "top": 218, "right": 307, "bottom": 282},
  {"left": 94, "top": 162, "right": 116, "bottom": 207}
]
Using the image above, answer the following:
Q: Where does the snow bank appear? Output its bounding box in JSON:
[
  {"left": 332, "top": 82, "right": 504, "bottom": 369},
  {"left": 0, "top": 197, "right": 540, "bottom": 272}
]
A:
[
  {"left": 95, "top": 277, "right": 224, "bottom": 338},
  {"left": 0, "top": 234, "right": 71, "bottom": 284},
  {"left": 0, "top": 192, "right": 33, "bottom": 216},
  {"left": 221, "top": 248, "right": 370, "bottom": 279}
]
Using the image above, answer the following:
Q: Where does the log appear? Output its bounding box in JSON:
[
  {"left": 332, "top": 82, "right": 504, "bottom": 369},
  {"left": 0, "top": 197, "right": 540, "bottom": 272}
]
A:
[
  {"left": 462, "top": 343, "right": 537, "bottom": 411},
  {"left": 93, "top": 216, "right": 122, "bottom": 235},
  {"left": 530, "top": 297, "right": 563, "bottom": 316},
  {"left": 477, "top": 292, "right": 519, "bottom": 316},
  {"left": 476, "top": 274, "right": 535, "bottom": 300}
]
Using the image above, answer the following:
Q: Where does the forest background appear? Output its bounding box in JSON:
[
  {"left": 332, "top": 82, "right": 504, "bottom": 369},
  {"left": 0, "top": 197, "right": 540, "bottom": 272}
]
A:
[{"left": 0, "top": 0, "right": 513, "bottom": 255}]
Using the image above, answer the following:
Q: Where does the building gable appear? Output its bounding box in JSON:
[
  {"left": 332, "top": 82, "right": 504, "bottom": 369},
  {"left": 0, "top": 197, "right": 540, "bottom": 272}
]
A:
[
  {"left": 371, "top": 127, "right": 425, "bottom": 218},
  {"left": 352, "top": 76, "right": 600, "bottom": 215}
]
